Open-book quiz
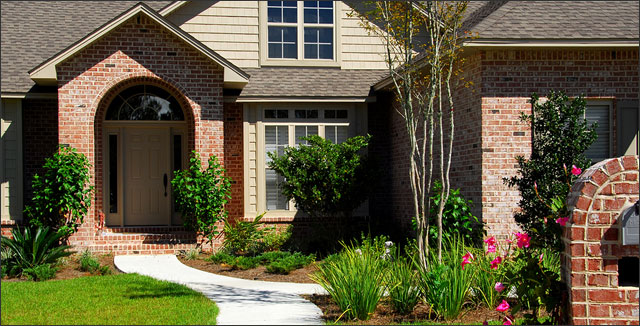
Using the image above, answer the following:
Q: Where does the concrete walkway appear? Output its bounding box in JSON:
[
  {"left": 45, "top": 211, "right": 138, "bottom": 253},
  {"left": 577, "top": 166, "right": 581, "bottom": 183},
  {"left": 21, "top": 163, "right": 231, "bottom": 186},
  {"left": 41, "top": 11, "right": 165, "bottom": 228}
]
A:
[{"left": 114, "top": 255, "right": 326, "bottom": 325}]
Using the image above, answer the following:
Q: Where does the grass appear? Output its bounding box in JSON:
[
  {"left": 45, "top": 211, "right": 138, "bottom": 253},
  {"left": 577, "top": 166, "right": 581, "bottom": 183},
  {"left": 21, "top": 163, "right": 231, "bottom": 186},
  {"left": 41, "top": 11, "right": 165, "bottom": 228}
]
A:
[{"left": 1, "top": 273, "right": 218, "bottom": 325}]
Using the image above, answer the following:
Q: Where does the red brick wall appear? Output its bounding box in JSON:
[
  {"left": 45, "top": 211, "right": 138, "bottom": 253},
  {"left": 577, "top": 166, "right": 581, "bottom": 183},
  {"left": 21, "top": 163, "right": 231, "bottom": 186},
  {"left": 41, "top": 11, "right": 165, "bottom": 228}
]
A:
[
  {"left": 224, "top": 101, "right": 243, "bottom": 220},
  {"left": 562, "top": 156, "right": 639, "bottom": 325},
  {"left": 55, "top": 14, "right": 224, "bottom": 253},
  {"left": 481, "top": 48, "right": 639, "bottom": 239}
]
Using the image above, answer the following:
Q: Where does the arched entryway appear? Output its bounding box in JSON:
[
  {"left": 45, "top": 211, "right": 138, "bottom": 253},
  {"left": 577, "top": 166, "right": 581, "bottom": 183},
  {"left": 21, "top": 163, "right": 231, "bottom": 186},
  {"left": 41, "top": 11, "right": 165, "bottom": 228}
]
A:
[{"left": 99, "top": 83, "right": 192, "bottom": 227}]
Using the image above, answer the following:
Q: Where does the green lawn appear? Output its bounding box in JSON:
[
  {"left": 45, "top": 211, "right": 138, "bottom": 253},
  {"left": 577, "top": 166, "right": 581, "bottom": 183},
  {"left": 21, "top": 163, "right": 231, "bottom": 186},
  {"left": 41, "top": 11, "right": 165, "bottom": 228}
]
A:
[{"left": 1, "top": 274, "right": 218, "bottom": 325}]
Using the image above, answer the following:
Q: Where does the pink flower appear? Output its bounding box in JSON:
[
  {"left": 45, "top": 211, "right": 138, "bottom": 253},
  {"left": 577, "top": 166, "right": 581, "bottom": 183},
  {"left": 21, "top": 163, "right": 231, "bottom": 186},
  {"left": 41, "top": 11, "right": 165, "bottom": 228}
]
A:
[
  {"left": 484, "top": 236, "right": 496, "bottom": 246},
  {"left": 490, "top": 256, "right": 503, "bottom": 269},
  {"left": 461, "top": 251, "right": 474, "bottom": 270},
  {"left": 494, "top": 282, "right": 506, "bottom": 293},
  {"left": 482, "top": 321, "right": 489, "bottom": 326},
  {"left": 496, "top": 300, "right": 510, "bottom": 312},
  {"left": 571, "top": 165, "right": 582, "bottom": 176},
  {"left": 556, "top": 217, "right": 569, "bottom": 226},
  {"left": 503, "top": 316, "right": 513, "bottom": 325},
  {"left": 505, "top": 238, "right": 513, "bottom": 244},
  {"left": 539, "top": 253, "right": 544, "bottom": 264},
  {"left": 486, "top": 243, "right": 497, "bottom": 254},
  {"left": 515, "top": 232, "right": 531, "bottom": 248}
]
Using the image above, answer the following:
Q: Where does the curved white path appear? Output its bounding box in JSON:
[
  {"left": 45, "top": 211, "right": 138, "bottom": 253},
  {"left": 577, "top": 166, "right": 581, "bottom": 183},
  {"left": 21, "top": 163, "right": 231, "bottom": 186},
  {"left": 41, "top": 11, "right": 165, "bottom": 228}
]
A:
[{"left": 114, "top": 255, "right": 326, "bottom": 325}]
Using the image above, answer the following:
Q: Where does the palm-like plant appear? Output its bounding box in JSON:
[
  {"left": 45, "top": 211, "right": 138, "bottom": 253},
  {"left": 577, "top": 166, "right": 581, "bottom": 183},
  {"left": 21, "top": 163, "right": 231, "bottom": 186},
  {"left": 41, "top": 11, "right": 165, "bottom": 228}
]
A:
[{"left": 1, "top": 226, "right": 72, "bottom": 277}]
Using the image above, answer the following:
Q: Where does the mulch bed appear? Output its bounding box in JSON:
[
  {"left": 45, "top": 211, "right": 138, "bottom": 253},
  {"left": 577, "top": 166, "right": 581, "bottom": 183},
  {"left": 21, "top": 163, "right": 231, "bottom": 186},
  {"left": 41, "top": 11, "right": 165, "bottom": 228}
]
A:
[
  {"left": 1, "top": 253, "right": 121, "bottom": 282},
  {"left": 302, "top": 294, "right": 509, "bottom": 325},
  {"left": 177, "top": 254, "right": 318, "bottom": 283}
]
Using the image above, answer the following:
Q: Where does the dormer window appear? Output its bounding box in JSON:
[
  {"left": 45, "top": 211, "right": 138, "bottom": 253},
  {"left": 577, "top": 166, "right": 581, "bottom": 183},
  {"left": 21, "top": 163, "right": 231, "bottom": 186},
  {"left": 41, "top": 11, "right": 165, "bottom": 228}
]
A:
[{"left": 263, "top": 1, "right": 336, "bottom": 63}]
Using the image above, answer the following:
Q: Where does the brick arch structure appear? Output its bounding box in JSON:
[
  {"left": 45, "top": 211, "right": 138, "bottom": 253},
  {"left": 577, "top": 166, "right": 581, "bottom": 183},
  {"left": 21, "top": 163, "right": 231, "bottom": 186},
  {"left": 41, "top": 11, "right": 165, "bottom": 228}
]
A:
[
  {"left": 92, "top": 76, "right": 198, "bottom": 232},
  {"left": 562, "top": 156, "right": 639, "bottom": 325}
]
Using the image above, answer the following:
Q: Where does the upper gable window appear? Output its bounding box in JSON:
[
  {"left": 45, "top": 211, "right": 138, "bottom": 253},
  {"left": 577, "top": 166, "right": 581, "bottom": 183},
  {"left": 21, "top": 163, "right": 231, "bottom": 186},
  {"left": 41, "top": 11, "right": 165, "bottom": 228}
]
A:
[
  {"left": 105, "top": 85, "right": 184, "bottom": 121},
  {"left": 265, "top": 1, "right": 335, "bottom": 61}
]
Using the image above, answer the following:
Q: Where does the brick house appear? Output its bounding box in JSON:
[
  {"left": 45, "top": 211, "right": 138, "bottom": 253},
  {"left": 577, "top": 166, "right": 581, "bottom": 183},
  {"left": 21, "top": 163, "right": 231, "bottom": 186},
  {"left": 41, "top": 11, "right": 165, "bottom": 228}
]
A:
[{"left": 1, "top": 1, "right": 638, "bottom": 254}]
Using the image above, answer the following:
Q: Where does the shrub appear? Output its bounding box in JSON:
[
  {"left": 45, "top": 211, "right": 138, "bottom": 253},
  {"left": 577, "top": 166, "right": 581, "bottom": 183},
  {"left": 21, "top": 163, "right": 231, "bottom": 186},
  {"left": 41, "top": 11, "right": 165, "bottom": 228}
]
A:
[
  {"left": 1, "top": 226, "right": 72, "bottom": 277},
  {"left": 24, "top": 146, "right": 93, "bottom": 238},
  {"left": 311, "top": 240, "right": 388, "bottom": 321},
  {"left": 262, "top": 225, "right": 292, "bottom": 252},
  {"left": 172, "top": 152, "right": 231, "bottom": 245},
  {"left": 207, "top": 251, "right": 234, "bottom": 265},
  {"left": 267, "top": 135, "right": 374, "bottom": 219},
  {"left": 256, "top": 251, "right": 290, "bottom": 264},
  {"left": 415, "top": 237, "right": 475, "bottom": 320},
  {"left": 470, "top": 248, "right": 506, "bottom": 309},
  {"left": 504, "top": 91, "right": 597, "bottom": 250},
  {"left": 183, "top": 248, "right": 200, "bottom": 261},
  {"left": 222, "top": 214, "right": 267, "bottom": 255},
  {"left": 427, "top": 181, "right": 485, "bottom": 247},
  {"left": 78, "top": 250, "right": 111, "bottom": 275},
  {"left": 23, "top": 263, "right": 57, "bottom": 281},
  {"left": 386, "top": 255, "right": 420, "bottom": 314},
  {"left": 230, "top": 256, "right": 260, "bottom": 270},
  {"left": 265, "top": 252, "right": 315, "bottom": 275}
]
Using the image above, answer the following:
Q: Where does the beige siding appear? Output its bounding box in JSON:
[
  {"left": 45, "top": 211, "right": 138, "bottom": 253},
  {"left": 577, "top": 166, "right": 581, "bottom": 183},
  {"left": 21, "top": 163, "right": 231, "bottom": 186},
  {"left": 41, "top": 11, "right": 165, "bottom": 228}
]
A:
[
  {"left": 167, "top": 1, "right": 389, "bottom": 70},
  {"left": 167, "top": 1, "right": 260, "bottom": 68},
  {"left": 244, "top": 104, "right": 259, "bottom": 215},
  {"left": 340, "top": 3, "right": 388, "bottom": 69},
  {"left": 1, "top": 99, "right": 23, "bottom": 221}
]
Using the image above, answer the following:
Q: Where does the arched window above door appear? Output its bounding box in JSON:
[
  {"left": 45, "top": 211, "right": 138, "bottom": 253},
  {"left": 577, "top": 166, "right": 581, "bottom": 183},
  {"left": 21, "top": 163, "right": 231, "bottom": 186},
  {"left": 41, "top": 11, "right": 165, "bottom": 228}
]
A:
[{"left": 105, "top": 84, "right": 185, "bottom": 121}]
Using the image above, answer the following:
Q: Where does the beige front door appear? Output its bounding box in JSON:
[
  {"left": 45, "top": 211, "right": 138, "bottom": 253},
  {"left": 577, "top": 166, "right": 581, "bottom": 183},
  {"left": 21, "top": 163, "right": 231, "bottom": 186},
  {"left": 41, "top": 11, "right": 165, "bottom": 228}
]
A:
[{"left": 123, "top": 128, "right": 171, "bottom": 225}]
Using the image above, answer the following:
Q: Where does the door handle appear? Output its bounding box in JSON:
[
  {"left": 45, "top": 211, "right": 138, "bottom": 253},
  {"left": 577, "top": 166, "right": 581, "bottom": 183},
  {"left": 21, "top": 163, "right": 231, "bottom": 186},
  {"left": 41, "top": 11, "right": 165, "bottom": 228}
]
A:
[{"left": 163, "top": 173, "right": 168, "bottom": 197}]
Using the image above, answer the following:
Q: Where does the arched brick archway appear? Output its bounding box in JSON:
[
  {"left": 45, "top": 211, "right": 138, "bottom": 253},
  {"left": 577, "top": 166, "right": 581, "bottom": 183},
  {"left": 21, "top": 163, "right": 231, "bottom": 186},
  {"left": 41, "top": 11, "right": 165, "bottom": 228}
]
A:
[
  {"left": 93, "top": 76, "right": 196, "bottom": 228},
  {"left": 562, "top": 156, "right": 639, "bottom": 324}
]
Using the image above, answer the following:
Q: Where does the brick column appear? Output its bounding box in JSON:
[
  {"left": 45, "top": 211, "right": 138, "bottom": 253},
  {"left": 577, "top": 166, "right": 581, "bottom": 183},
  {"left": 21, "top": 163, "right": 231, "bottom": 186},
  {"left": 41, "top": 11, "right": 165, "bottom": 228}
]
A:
[{"left": 562, "top": 156, "right": 639, "bottom": 325}]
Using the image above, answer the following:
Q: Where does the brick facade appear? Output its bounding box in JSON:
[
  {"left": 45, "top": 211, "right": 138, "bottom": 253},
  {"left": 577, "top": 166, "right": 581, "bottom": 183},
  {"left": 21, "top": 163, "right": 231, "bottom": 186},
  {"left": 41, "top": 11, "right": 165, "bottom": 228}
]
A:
[
  {"left": 381, "top": 48, "right": 639, "bottom": 241},
  {"left": 223, "top": 101, "right": 244, "bottom": 221},
  {"left": 53, "top": 14, "right": 225, "bottom": 254},
  {"left": 562, "top": 156, "right": 639, "bottom": 325}
]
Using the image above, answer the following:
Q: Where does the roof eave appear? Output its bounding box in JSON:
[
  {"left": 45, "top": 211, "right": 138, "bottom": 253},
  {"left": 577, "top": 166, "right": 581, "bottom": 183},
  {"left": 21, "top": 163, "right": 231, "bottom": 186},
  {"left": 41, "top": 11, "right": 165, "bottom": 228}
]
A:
[
  {"left": 464, "top": 39, "right": 640, "bottom": 47},
  {"left": 29, "top": 2, "right": 249, "bottom": 87}
]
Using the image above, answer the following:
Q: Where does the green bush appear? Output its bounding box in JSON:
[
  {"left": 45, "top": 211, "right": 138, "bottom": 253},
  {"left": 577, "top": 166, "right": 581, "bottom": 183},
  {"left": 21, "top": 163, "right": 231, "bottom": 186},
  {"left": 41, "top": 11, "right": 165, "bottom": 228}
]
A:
[
  {"left": 207, "top": 251, "right": 234, "bottom": 265},
  {"left": 231, "top": 256, "right": 260, "bottom": 270},
  {"left": 24, "top": 146, "right": 93, "bottom": 238},
  {"left": 267, "top": 135, "right": 374, "bottom": 219},
  {"left": 428, "top": 181, "right": 485, "bottom": 247},
  {"left": 415, "top": 237, "right": 475, "bottom": 320},
  {"left": 262, "top": 225, "right": 292, "bottom": 252},
  {"left": 311, "top": 240, "right": 388, "bottom": 321},
  {"left": 222, "top": 214, "right": 267, "bottom": 255},
  {"left": 265, "top": 252, "right": 315, "bottom": 275},
  {"left": 386, "top": 255, "right": 420, "bottom": 314},
  {"left": 172, "top": 152, "right": 231, "bottom": 245},
  {"left": 78, "top": 250, "right": 111, "bottom": 275},
  {"left": 256, "top": 251, "right": 290, "bottom": 264},
  {"left": 504, "top": 91, "right": 597, "bottom": 250},
  {"left": 1, "top": 226, "right": 72, "bottom": 277},
  {"left": 23, "top": 263, "right": 57, "bottom": 281}
]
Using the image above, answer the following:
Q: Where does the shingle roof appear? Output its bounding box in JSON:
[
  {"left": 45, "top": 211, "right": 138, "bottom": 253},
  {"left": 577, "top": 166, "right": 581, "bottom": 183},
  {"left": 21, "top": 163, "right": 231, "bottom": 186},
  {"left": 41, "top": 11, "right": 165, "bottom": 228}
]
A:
[
  {"left": 464, "top": 1, "right": 639, "bottom": 40},
  {"left": 1, "top": 1, "right": 171, "bottom": 93},
  {"left": 240, "top": 68, "right": 388, "bottom": 98}
]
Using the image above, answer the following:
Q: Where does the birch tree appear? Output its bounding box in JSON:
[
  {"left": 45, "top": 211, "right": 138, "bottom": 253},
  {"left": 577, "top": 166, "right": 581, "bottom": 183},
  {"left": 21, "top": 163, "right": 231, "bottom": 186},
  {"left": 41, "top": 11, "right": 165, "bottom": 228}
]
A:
[{"left": 355, "top": 1, "right": 469, "bottom": 268}]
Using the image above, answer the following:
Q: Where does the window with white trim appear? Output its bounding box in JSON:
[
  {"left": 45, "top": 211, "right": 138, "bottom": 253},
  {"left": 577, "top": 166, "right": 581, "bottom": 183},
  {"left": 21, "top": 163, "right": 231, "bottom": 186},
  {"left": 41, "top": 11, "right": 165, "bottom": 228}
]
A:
[
  {"left": 584, "top": 101, "right": 612, "bottom": 163},
  {"left": 262, "top": 107, "right": 350, "bottom": 212},
  {"left": 265, "top": 1, "right": 335, "bottom": 61}
]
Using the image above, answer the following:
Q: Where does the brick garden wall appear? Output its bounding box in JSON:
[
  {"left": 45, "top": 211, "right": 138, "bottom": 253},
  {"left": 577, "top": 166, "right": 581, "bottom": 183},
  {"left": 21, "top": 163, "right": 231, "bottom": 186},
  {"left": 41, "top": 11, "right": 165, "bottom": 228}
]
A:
[
  {"left": 54, "top": 14, "right": 225, "bottom": 254},
  {"left": 562, "top": 156, "right": 639, "bottom": 325}
]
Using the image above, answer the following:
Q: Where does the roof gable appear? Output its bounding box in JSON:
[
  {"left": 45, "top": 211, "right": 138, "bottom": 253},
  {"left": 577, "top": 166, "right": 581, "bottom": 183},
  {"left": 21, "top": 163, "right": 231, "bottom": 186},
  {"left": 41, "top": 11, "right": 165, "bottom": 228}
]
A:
[{"left": 29, "top": 2, "right": 248, "bottom": 88}]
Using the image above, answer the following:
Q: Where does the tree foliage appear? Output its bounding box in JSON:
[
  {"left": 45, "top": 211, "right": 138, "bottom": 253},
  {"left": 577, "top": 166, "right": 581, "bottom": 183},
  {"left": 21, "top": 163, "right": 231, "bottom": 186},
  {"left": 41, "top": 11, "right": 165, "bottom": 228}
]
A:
[
  {"left": 172, "top": 151, "right": 231, "bottom": 245},
  {"left": 267, "top": 135, "right": 373, "bottom": 219},
  {"left": 25, "top": 146, "right": 93, "bottom": 239},
  {"left": 504, "top": 91, "right": 597, "bottom": 250}
]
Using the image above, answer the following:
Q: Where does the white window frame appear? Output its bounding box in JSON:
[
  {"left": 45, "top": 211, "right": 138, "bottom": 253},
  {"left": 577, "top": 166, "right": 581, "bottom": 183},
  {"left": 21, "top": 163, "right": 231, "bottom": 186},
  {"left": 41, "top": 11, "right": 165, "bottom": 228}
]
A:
[
  {"left": 584, "top": 99, "right": 613, "bottom": 163},
  {"left": 259, "top": 1, "right": 342, "bottom": 67},
  {"left": 256, "top": 105, "right": 353, "bottom": 217}
]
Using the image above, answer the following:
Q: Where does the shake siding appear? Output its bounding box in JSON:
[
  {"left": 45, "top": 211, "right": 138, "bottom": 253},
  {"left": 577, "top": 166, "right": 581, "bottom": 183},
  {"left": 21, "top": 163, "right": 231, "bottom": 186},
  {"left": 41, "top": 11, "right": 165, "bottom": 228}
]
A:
[
  {"left": 168, "top": 1, "right": 260, "bottom": 68},
  {"left": 340, "top": 4, "right": 388, "bottom": 69}
]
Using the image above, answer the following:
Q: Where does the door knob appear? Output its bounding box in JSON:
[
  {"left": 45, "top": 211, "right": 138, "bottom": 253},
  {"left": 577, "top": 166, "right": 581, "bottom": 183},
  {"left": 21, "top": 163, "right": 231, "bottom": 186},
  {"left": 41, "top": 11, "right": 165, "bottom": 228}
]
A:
[{"left": 163, "top": 173, "right": 168, "bottom": 197}]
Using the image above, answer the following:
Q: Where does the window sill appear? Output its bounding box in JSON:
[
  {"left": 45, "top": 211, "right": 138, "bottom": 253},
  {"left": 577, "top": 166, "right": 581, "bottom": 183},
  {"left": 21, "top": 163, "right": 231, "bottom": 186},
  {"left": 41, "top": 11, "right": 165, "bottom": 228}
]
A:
[{"left": 260, "top": 59, "right": 341, "bottom": 68}]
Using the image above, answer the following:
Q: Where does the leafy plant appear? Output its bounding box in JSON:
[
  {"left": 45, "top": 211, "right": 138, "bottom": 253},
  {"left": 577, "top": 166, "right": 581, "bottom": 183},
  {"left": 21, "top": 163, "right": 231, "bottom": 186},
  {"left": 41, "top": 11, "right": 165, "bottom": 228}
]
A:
[
  {"left": 504, "top": 91, "right": 597, "bottom": 250},
  {"left": 265, "top": 252, "right": 315, "bottom": 275},
  {"left": 268, "top": 135, "right": 374, "bottom": 219},
  {"left": 78, "top": 250, "right": 111, "bottom": 275},
  {"left": 24, "top": 146, "right": 93, "bottom": 238},
  {"left": 1, "top": 226, "right": 72, "bottom": 277},
  {"left": 172, "top": 152, "right": 231, "bottom": 246},
  {"left": 229, "top": 256, "right": 260, "bottom": 270},
  {"left": 311, "top": 239, "right": 388, "bottom": 321},
  {"left": 222, "top": 213, "right": 267, "bottom": 255},
  {"left": 415, "top": 236, "right": 475, "bottom": 320},
  {"left": 262, "top": 225, "right": 292, "bottom": 252},
  {"left": 470, "top": 249, "right": 506, "bottom": 309},
  {"left": 207, "top": 251, "right": 234, "bottom": 264},
  {"left": 427, "top": 181, "right": 485, "bottom": 247},
  {"left": 386, "top": 254, "right": 420, "bottom": 314},
  {"left": 23, "top": 263, "right": 57, "bottom": 281},
  {"left": 183, "top": 248, "right": 201, "bottom": 261}
]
